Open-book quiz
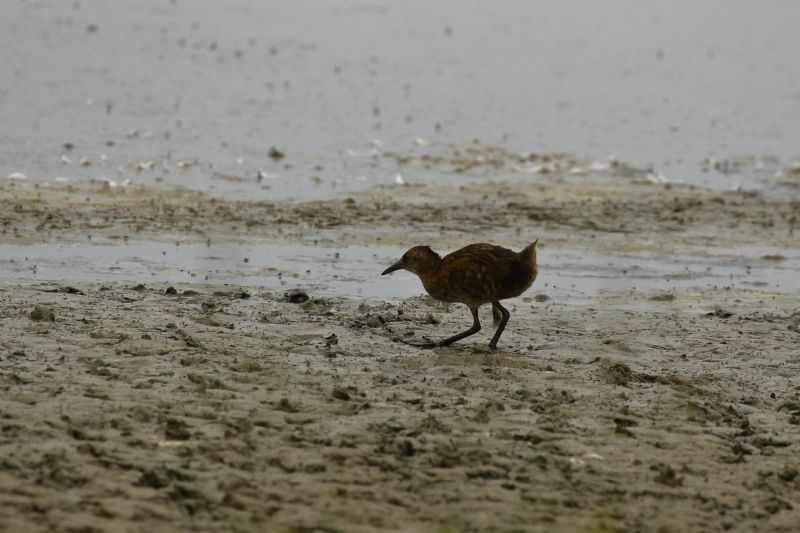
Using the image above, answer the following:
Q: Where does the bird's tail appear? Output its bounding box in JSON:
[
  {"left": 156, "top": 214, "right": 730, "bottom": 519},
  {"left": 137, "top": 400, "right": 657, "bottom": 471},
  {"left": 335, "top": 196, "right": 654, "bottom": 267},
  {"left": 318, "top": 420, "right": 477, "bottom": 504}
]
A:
[{"left": 521, "top": 239, "right": 538, "bottom": 267}]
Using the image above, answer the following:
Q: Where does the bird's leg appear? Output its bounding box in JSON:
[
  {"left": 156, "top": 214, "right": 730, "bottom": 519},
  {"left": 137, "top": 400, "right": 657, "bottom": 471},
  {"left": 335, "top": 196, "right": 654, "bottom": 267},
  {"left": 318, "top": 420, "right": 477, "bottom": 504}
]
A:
[
  {"left": 489, "top": 301, "right": 510, "bottom": 350},
  {"left": 398, "top": 306, "right": 481, "bottom": 349},
  {"left": 492, "top": 305, "right": 502, "bottom": 325},
  {"left": 434, "top": 305, "right": 481, "bottom": 347}
]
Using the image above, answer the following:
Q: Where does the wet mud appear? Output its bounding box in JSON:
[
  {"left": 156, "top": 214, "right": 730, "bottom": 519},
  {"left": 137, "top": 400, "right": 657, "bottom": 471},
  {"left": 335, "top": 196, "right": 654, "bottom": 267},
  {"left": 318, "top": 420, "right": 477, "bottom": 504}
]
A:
[
  {"left": 2, "top": 167, "right": 799, "bottom": 532},
  {"left": 2, "top": 1, "right": 800, "bottom": 529}
]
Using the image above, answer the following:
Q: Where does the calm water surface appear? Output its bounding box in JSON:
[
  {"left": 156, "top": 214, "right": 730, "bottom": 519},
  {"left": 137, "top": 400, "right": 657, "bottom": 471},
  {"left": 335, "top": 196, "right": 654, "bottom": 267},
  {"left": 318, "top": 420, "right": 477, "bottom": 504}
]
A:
[{"left": 1, "top": 0, "right": 799, "bottom": 200}]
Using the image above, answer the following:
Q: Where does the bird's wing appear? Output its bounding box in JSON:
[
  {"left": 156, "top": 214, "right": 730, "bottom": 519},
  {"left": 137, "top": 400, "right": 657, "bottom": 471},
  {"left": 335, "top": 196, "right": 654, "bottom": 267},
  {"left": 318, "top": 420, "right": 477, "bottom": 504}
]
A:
[{"left": 433, "top": 245, "right": 519, "bottom": 303}]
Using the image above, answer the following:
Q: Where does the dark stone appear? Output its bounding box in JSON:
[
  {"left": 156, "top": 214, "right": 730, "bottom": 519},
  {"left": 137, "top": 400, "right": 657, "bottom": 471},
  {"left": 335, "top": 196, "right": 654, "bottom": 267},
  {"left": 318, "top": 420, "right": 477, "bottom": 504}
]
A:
[
  {"left": 284, "top": 289, "right": 309, "bottom": 303},
  {"left": 332, "top": 387, "right": 350, "bottom": 401}
]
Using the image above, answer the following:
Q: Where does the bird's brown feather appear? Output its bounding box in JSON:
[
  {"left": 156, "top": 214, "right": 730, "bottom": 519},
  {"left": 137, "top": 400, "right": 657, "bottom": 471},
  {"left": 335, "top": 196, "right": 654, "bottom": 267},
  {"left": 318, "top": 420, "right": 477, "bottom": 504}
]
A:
[{"left": 419, "top": 243, "right": 537, "bottom": 305}]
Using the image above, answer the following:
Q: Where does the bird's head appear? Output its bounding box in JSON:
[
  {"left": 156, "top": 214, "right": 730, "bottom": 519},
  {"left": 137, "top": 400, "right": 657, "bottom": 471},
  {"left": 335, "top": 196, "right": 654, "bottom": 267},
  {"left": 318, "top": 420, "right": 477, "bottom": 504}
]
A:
[{"left": 381, "top": 246, "right": 441, "bottom": 276}]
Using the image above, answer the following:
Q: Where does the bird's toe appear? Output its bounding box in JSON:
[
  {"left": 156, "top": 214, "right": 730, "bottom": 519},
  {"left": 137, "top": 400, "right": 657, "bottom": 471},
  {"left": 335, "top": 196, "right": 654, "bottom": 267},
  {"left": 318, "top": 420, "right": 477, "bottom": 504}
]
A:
[{"left": 398, "top": 338, "right": 437, "bottom": 349}]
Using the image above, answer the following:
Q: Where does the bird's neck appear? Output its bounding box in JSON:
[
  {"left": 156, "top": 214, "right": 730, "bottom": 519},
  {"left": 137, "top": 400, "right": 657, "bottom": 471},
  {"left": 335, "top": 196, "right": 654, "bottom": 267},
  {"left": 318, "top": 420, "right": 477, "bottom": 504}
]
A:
[{"left": 413, "top": 258, "right": 443, "bottom": 283}]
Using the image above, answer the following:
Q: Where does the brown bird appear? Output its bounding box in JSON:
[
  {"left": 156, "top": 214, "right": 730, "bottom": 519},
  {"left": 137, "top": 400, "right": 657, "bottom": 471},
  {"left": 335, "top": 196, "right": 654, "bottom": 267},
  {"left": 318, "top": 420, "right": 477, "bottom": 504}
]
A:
[{"left": 381, "top": 241, "right": 538, "bottom": 349}]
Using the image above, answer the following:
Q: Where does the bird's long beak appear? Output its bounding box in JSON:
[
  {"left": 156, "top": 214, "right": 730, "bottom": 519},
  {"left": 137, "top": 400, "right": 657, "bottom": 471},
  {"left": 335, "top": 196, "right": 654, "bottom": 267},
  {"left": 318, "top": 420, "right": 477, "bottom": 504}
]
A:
[{"left": 381, "top": 260, "right": 403, "bottom": 275}]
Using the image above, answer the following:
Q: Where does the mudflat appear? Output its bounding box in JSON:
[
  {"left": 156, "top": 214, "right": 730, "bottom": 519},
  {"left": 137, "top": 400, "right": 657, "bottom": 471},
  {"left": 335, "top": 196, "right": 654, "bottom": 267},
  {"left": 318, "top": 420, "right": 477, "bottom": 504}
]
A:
[
  {"left": 2, "top": 164, "right": 799, "bottom": 531},
  {"left": 3, "top": 1, "right": 800, "bottom": 528}
]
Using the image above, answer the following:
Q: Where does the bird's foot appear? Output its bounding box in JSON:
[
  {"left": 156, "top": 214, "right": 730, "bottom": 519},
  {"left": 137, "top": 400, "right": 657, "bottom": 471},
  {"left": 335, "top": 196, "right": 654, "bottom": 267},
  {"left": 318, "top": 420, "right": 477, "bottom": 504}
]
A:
[
  {"left": 397, "top": 338, "right": 438, "bottom": 349},
  {"left": 392, "top": 337, "right": 440, "bottom": 350}
]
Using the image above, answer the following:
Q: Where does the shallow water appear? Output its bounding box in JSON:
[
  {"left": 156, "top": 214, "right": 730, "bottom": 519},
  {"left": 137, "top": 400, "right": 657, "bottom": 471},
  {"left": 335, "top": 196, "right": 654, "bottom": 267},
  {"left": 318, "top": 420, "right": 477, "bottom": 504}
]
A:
[
  {"left": 2, "top": 0, "right": 799, "bottom": 200},
  {"left": 547, "top": 246, "right": 800, "bottom": 293},
  {"left": 2, "top": 240, "right": 797, "bottom": 299},
  {"left": 0, "top": 242, "right": 414, "bottom": 298}
]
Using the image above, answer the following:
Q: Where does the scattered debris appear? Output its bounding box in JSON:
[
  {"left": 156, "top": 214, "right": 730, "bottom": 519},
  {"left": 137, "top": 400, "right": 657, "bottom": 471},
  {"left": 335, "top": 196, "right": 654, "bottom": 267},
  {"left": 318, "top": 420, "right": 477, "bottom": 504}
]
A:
[
  {"left": 706, "top": 309, "right": 734, "bottom": 318},
  {"left": 163, "top": 418, "right": 191, "bottom": 441},
  {"left": 614, "top": 417, "right": 638, "bottom": 437},
  {"left": 649, "top": 293, "right": 675, "bottom": 302},
  {"left": 645, "top": 171, "right": 669, "bottom": 184},
  {"left": 423, "top": 313, "right": 439, "bottom": 325},
  {"left": 779, "top": 467, "right": 798, "bottom": 482},
  {"left": 38, "top": 286, "right": 84, "bottom": 295},
  {"left": 331, "top": 387, "right": 351, "bottom": 401},
  {"left": 30, "top": 306, "right": 55, "bottom": 321},
  {"left": 257, "top": 170, "right": 277, "bottom": 181},
  {"left": 284, "top": 289, "right": 309, "bottom": 304},
  {"left": 652, "top": 464, "right": 683, "bottom": 487}
]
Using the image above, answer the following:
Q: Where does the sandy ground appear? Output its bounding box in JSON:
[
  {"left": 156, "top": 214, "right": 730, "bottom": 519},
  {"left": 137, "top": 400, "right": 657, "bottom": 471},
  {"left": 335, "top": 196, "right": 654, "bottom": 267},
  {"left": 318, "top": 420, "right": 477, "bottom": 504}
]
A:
[{"left": 2, "top": 163, "right": 800, "bottom": 532}]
